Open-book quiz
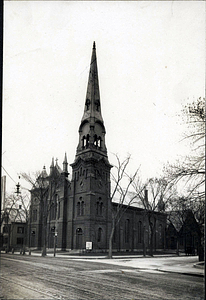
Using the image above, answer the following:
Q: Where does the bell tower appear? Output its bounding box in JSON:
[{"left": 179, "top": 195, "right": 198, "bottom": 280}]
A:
[
  {"left": 68, "top": 42, "right": 112, "bottom": 251},
  {"left": 76, "top": 41, "right": 107, "bottom": 157}
]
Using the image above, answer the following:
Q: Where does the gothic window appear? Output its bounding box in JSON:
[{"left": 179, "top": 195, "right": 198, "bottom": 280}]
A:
[
  {"left": 82, "top": 136, "right": 86, "bottom": 148},
  {"left": 94, "top": 134, "right": 98, "bottom": 147},
  {"left": 125, "top": 219, "right": 130, "bottom": 243},
  {"left": 138, "top": 221, "right": 142, "bottom": 243},
  {"left": 96, "top": 202, "right": 99, "bottom": 215},
  {"left": 81, "top": 201, "right": 85, "bottom": 215},
  {"left": 98, "top": 137, "right": 101, "bottom": 148},
  {"left": 97, "top": 228, "right": 102, "bottom": 242},
  {"left": 86, "top": 134, "right": 90, "bottom": 147},
  {"left": 77, "top": 198, "right": 85, "bottom": 216},
  {"left": 96, "top": 198, "right": 103, "bottom": 216}
]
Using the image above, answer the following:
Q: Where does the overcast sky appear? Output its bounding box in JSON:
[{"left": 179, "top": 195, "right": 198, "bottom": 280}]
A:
[{"left": 2, "top": 1, "right": 205, "bottom": 193}]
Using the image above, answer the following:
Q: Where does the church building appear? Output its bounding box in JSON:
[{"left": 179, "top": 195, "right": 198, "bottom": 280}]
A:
[{"left": 28, "top": 42, "right": 167, "bottom": 253}]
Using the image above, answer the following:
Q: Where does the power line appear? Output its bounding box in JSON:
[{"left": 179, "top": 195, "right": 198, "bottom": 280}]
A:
[{"left": 1, "top": 165, "right": 17, "bottom": 184}]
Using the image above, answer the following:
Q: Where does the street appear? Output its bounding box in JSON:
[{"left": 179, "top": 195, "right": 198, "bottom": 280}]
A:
[{"left": 0, "top": 254, "right": 204, "bottom": 300}]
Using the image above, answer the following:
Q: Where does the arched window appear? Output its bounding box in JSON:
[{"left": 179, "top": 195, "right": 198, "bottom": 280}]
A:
[
  {"left": 96, "top": 198, "right": 103, "bottom": 216},
  {"left": 82, "top": 136, "right": 86, "bottom": 148},
  {"left": 96, "top": 202, "right": 99, "bottom": 215},
  {"left": 98, "top": 137, "right": 101, "bottom": 148},
  {"left": 86, "top": 134, "right": 90, "bottom": 147},
  {"left": 138, "top": 221, "right": 142, "bottom": 243},
  {"left": 81, "top": 201, "right": 85, "bottom": 215},
  {"left": 76, "top": 228, "right": 83, "bottom": 249},
  {"left": 125, "top": 219, "right": 130, "bottom": 243},
  {"left": 77, "top": 198, "right": 85, "bottom": 216},
  {"left": 97, "top": 228, "right": 102, "bottom": 242},
  {"left": 94, "top": 134, "right": 98, "bottom": 147}
]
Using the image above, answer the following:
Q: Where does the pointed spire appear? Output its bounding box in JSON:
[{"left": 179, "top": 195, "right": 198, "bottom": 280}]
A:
[
  {"left": 63, "top": 152, "right": 68, "bottom": 173},
  {"left": 50, "top": 157, "right": 54, "bottom": 175},
  {"left": 81, "top": 41, "right": 103, "bottom": 123}
]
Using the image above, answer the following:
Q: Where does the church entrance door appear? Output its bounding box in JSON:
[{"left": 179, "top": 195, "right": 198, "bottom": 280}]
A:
[{"left": 76, "top": 228, "right": 83, "bottom": 249}]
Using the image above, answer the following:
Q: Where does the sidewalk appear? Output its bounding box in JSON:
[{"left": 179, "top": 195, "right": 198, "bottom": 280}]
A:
[
  {"left": 1, "top": 250, "right": 204, "bottom": 277},
  {"left": 71, "top": 255, "right": 204, "bottom": 277}
]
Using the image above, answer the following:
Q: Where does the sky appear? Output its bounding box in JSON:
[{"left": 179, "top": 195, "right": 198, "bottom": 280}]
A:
[{"left": 2, "top": 1, "right": 205, "bottom": 194}]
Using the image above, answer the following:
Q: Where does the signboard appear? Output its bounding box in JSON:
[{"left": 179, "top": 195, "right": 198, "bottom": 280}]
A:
[{"left": 86, "top": 242, "right": 92, "bottom": 250}]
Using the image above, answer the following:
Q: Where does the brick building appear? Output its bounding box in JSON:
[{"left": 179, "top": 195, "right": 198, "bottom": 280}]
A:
[{"left": 28, "top": 42, "right": 167, "bottom": 252}]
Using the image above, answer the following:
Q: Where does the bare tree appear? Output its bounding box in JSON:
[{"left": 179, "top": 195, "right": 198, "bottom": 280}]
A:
[
  {"left": 165, "top": 97, "right": 205, "bottom": 200},
  {"left": 21, "top": 170, "right": 61, "bottom": 256},
  {"left": 132, "top": 177, "right": 176, "bottom": 256},
  {"left": 108, "top": 154, "right": 141, "bottom": 259},
  {"left": 163, "top": 98, "right": 205, "bottom": 259}
]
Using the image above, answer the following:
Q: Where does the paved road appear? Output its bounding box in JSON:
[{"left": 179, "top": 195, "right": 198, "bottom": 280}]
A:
[{"left": 0, "top": 254, "right": 204, "bottom": 300}]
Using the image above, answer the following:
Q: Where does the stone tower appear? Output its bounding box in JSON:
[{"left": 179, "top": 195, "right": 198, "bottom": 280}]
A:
[{"left": 67, "top": 42, "right": 112, "bottom": 251}]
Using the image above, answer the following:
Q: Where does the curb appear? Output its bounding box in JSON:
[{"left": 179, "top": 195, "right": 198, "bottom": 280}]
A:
[{"left": 157, "top": 268, "right": 204, "bottom": 278}]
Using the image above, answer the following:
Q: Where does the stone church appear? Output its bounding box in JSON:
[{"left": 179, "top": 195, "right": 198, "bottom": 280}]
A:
[{"left": 29, "top": 42, "right": 167, "bottom": 252}]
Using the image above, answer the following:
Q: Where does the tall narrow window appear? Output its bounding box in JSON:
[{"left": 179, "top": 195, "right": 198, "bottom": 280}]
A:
[
  {"left": 98, "top": 137, "right": 101, "bottom": 148},
  {"left": 94, "top": 134, "right": 98, "bottom": 147},
  {"left": 77, "top": 198, "right": 84, "bottom": 216},
  {"left": 96, "top": 201, "right": 99, "bottom": 215},
  {"left": 97, "top": 228, "right": 102, "bottom": 242},
  {"left": 81, "top": 201, "right": 85, "bottom": 215},
  {"left": 86, "top": 134, "right": 90, "bottom": 147},
  {"left": 138, "top": 221, "right": 142, "bottom": 243},
  {"left": 125, "top": 219, "right": 130, "bottom": 243}
]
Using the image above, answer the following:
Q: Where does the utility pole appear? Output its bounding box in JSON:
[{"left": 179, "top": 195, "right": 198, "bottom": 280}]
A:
[{"left": 54, "top": 197, "right": 59, "bottom": 257}]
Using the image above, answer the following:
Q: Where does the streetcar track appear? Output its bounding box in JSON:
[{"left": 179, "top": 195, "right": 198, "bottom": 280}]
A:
[{"left": 0, "top": 276, "right": 60, "bottom": 299}]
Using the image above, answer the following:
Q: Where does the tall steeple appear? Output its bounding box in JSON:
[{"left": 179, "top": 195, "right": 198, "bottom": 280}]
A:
[
  {"left": 81, "top": 41, "right": 103, "bottom": 123},
  {"left": 76, "top": 42, "right": 107, "bottom": 157}
]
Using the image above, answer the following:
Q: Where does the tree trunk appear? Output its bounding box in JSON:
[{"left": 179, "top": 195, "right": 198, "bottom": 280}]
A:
[
  {"left": 176, "top": 236, "right": 179, "bottom": 256},
  {"left": 149, "top": 225, "right": 154, "bottom": 257},
  {"left": 42, "top": 219, "right": 47, "bottom": 257},
  {"left": 143, "top": 225, "right": 146, "bottom": 256},
  {"left": 108, "top": 220, "right": 115, "bottom": 259}
]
